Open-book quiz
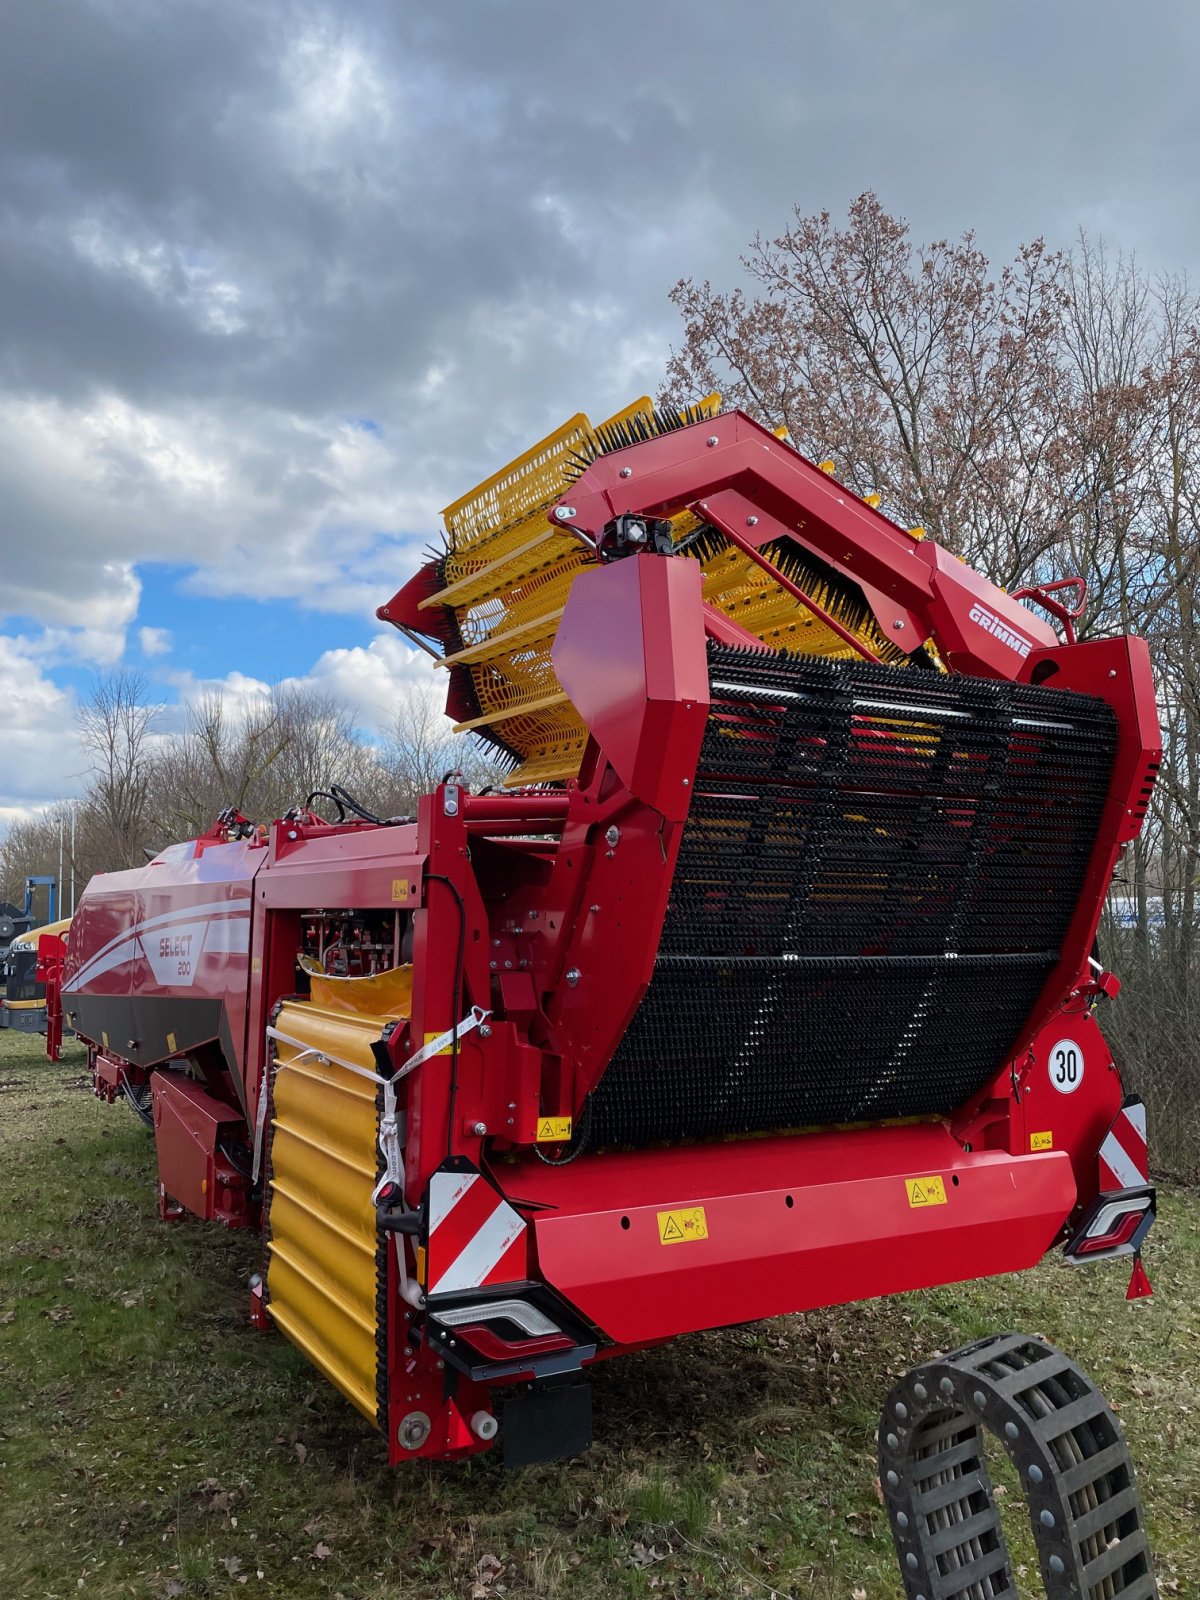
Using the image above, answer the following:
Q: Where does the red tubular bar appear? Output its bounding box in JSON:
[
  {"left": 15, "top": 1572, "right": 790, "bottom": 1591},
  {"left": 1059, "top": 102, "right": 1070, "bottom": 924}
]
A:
[
  {"left": 718, "top": 519, "right": 882, "bottom": 662},
  {"left": 460, "top": 793, "right": 571, "bottom": 820}
]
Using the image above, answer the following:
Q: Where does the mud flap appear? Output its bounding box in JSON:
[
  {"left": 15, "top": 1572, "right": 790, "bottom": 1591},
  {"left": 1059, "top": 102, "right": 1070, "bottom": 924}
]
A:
[{"left": 502, "top": 1380, "right": 592, "bottom": 1468}]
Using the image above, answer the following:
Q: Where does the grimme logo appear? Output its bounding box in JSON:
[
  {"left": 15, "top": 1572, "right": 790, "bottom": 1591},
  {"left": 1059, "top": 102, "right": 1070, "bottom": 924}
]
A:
[{"left": 968, "top": 602, "right": 1032, "bottom": 658}]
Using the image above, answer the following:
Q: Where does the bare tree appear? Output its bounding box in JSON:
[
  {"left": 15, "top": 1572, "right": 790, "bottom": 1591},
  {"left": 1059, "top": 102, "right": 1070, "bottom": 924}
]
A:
[
  {"left": 381, "top": 690, "right": 502, "bottom": 814},
  {"left": 76, "top": 672, "right": 159, "bottom": 871},
  {"left": 666, "top": 192, "right": 1077, "bottom": 588}
]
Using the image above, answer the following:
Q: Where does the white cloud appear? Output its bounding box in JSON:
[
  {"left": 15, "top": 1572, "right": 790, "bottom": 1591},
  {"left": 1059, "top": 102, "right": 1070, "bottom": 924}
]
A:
[
  {"left": 0, "top": 635, "right": 88, "bottom": 815},
  {"left": 287, "top": 631, "right": 437, "bottom": 737},
  {"left": 163, "top": 629, "right": 437, "bottom": 743},
  {"left": 139, "top": 625, "right": 172, "bottom": 657}
]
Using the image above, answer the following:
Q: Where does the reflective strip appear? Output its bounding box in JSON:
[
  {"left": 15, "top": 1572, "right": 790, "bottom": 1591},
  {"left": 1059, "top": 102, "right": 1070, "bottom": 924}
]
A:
[
  {"left": 1099, "top": 1130, "right": 1145, "bottom": 1192},
  {"left": 1099, "top": 1099, "right": 1149, "bottom": 1191},
  {"left": 428, "top": 1171, "right": 477, "bottom": 1232},
  {"left": 429, "top": 1201, "right": 525, "bottom": 1297}
]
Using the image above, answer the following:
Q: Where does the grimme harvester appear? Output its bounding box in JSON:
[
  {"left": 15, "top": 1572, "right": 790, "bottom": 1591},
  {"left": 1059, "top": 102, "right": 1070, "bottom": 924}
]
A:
[{"left": 62, "top": 399, "right": 1163, "bottom": 1595}]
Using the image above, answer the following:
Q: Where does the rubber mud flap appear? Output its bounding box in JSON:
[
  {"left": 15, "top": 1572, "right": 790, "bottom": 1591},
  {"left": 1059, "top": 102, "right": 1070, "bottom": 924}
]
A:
[{"left": 502, "top": 1380, "right": 592, "bottom": 1468}]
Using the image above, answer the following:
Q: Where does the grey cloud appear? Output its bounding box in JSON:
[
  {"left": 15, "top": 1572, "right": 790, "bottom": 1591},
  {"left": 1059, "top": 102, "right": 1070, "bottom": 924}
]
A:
[{"left": 3, "top": 0, "right": 1199, "bottom": 657}]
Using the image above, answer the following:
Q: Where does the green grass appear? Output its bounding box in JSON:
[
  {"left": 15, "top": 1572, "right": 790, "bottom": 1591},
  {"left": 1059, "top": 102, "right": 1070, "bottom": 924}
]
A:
[{"left": 0, "top": 1029, "right": 1196, "bottom": 1599}]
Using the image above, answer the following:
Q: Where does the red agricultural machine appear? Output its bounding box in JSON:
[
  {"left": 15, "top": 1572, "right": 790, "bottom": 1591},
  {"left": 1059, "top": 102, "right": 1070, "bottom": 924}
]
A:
[{"left": 61, "top": 402, "right": 1162, "bottom": 1596}]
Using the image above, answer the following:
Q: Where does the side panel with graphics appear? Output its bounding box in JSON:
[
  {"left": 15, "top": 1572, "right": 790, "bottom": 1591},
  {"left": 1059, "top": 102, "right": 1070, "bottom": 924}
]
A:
[{"left": 64, "top": 838, "right": 265, "bottom": 1102}]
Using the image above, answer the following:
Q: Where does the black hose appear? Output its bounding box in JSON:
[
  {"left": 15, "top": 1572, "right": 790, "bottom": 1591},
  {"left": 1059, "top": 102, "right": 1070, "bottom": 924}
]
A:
[
  {"left": 305, "top": 789, "right": 347, "bottom": 821},
  {"left": 121, "top": 1078, "right": 154, "bottom": 1130},
  {"left": 329, "top": 784, "right": 383, "bottom": 824}
]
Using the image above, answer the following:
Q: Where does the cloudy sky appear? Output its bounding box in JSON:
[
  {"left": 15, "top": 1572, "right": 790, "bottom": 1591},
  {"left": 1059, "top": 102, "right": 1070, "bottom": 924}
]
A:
[{"left": 3, "top": 0, "right": 1196, "bottom": 825}]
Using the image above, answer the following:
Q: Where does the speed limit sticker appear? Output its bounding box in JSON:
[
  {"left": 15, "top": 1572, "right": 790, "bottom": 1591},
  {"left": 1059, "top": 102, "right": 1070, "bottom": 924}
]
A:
[{"left": 1048, "top": 1038, "right": 1084, "bottom": 1094}]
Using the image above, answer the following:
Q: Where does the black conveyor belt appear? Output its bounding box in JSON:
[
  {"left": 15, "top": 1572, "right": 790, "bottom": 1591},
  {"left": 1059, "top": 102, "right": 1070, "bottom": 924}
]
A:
[{"left": 588, "top": 645, "right": 1118, "bottom": 1145}]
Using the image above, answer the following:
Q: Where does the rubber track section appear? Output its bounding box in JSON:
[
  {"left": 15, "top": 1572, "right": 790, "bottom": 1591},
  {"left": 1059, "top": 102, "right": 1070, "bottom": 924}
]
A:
[{"left": 880, "top": 1332, "right": 1158, "bottom": 1599}]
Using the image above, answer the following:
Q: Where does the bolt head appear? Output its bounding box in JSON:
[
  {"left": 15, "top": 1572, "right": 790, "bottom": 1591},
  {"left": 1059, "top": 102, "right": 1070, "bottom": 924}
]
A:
[
  {"left": 619, "top": 466, "right": 632, "bottom": 478},
  {"left": 398, "top": 1411, "right": 431, "bottom": 1451},
  {"left": 746, "top": 515, "right": 758, "bottom": 526},
  {"left": 479, "top": 1023, "right": 492, "bottom": 1038},
  {"left": 706, "top": 435, "right": 719, "bottom": 447},
  {"left": 472, "top": 1121, "right": 487, "bottom": 1136},
  {"left": 893, "top": 619, "right": 905, "bottom": 630},
  {"left": 554, "top": 505, "right": 577, "bottom": 521},
  {"left": 566, "top": 966, "right": 581, "bottom": 987},
  {"left": 605, "top": 825, "right": 620, "bottom": 846}
]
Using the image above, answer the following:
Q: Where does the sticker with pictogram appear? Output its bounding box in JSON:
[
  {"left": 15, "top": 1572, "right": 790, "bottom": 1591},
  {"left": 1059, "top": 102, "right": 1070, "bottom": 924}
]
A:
[
  {"left": 1030, "top": 1130, "right": 1054, "bottom": 1151},
  {"left": 657, "top": 1206, "right": 708, "bottom": 1245},
  {"left": 905, "top": 1175, "right": 947, "bottom": 1208},
  {"left": 536, "top": 1117, "right": 573, "bottom": 1142}
]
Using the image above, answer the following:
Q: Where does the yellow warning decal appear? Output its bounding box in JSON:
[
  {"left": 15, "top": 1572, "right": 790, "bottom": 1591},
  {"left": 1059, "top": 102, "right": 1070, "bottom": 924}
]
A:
[
  {"left": 166, "top": 1031, "right": 177, "bottom": 1054},
  {"left": 251, "top": 956, "right": 262, "bottom": 974},
  {"left": 391, "top": 879, "right": 412, "bottom": 902},
  {"left": 423, "top": 1030, "right": 451, "bottom": 1058},
  {"left": 657, "top": 1206, "right": 709, "bottom": 1245},
  {"left": 1030, "top": 1130, "right": 1054, "bottom": 1152},
  {"left": 536, "top": 1117, "right": 573, "bottom": 1143},
  {"left": 906, "top": 1175, "right": 947, "bottom": 1208}
]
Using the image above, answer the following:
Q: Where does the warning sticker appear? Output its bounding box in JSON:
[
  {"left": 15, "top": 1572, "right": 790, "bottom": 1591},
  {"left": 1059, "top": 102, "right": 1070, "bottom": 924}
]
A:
[
  {"left": 536, "top": 1117, "right": 573, "bottom": 1143},
  {"left": 657, "top": 1206, "right": 709, "bottom": 1245},
  {"left": 391, "top": 879, "right": 412, "bottom": 903},
  {"left": 1030, "top": 1130, "right": 1054, "bottom": 1152},
  {"left": 423, "top": 1030, "right": 451, "bottom": 1058},
  {"left": 905, "top": 1175, "right": 947, "bottom": 1208}
]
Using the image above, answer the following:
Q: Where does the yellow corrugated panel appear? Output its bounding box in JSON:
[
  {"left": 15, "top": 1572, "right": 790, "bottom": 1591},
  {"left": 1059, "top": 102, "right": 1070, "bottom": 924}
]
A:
[{"left": 265, "top": 1000, "right": 389, "bottom": 1426}]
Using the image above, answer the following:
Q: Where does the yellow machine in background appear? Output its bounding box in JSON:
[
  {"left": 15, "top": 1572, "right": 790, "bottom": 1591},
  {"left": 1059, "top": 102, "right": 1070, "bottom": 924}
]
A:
[{"left": 0, "top": 915, "right": 72, "bottom": 1037}]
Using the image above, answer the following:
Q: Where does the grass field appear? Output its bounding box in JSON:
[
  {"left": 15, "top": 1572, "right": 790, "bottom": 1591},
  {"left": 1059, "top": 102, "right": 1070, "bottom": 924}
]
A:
[{"left": 1, "top": 1030, "right": 1196, "bottom": 1600}]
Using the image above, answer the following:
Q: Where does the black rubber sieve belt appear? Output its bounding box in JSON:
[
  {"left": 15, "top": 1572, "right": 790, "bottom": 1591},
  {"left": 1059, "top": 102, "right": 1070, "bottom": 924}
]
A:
[
  {"left": 879, "top": 1333, "right": 1159, "bottom": 1599},
  {"left": 589, "top": 646, "right": 1118, "bottom": 1146}
]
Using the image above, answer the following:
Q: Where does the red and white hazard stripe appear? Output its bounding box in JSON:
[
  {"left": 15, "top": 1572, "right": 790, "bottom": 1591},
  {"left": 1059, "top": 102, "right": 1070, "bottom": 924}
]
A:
[
  {"left": 1099, "top": 1098, "right": 1149, "bottom": 1192},
  {"left": 426, "top": 1167, "right": 526, "bottom": 1297}
]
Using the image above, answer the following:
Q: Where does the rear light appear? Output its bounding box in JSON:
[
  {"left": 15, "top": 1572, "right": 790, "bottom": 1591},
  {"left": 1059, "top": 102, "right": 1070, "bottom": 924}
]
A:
[{"left": 1065, "top": 1190, "right": 1154, "bottom": 1265}]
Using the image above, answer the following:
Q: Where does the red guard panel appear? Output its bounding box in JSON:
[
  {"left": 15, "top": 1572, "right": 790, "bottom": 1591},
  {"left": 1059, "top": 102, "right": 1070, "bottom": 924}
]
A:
[
  {"left": 511, "top": 1124, "right": 1077, "bottom": 1346},
  {"left": 553, "top": 555, "right": 710, "bottom": 820}
]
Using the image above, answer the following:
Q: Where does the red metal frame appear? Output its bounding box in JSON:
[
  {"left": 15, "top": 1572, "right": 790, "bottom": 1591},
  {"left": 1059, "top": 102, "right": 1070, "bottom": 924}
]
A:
[{"left": 57, "top": 409, "right": 1161, "bottom": 1462}]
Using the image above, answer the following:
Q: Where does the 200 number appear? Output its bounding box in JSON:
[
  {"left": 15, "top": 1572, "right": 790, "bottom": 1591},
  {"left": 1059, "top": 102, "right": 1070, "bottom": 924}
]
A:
[{"left": 1049, "top": 1038, "right": 1083, "bottom": 1094}]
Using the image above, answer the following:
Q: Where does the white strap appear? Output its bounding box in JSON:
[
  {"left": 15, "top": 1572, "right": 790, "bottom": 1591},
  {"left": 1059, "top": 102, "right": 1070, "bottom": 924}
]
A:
[
  {"left": 258, "top": 1002, "right": 491, "bottom": 1203},
  {"left": 264, "top": 1003, "right": 489, "bottom": 1087},
  {"left": 389, "top": 1005, "right": 491, "bottom": 1079}
]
